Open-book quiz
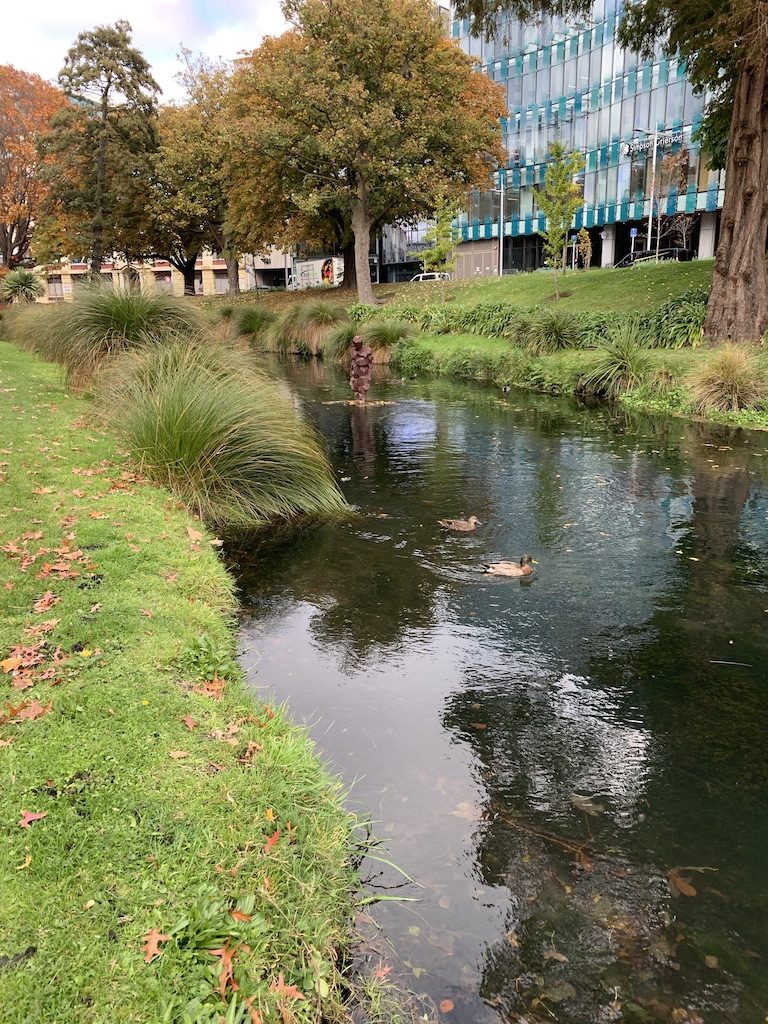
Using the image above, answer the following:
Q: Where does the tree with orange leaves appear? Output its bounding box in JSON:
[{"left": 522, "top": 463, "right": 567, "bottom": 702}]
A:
[
  {"left": 0, "top": 65, "right": 66, "bottom": 268},
  {"left": 227, "top": 0, "right": 506, "bottom": 303}
]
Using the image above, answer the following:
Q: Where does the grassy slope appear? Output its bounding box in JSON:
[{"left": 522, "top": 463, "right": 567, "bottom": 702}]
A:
[
  {"left": 201, "top": 260, "right": 714, "bottom": 316},
  {"left": 0, "top": 343, "right": 354, "bottom": 1023}
]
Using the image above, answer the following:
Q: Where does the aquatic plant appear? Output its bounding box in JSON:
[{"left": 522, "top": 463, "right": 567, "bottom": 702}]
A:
[
  {"left": 580, "top": 322, "right": 650, "bottom": 397},
  {"left": 687, "top": 345, "right": 767, "bottom": 414},
  {"left": 96, "top": 342, "right": 348, "bottom": 528},
  {"left": 6, "top": 285, "right": 207, "bottom": 387}
]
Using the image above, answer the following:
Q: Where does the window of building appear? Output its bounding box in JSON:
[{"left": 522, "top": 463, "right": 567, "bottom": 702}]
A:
[{"left": 47, "top": 275, "right": 64, "bottom": 301}]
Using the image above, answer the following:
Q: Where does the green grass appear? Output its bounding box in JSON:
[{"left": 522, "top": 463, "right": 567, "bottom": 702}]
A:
[
  {"left": 97, "top": 343, "right": 348, "bottom": 530},
  {"left": 0, "top": 343, "right": 358, "bottom": 1023},
  {"left": 197, "top": 260, "right": 714, "bottom": 319}
]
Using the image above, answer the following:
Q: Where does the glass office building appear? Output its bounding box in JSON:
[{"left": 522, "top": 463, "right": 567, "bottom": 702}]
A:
[{"left": 452, "top": 1, "right": 724, "bottom": 275}]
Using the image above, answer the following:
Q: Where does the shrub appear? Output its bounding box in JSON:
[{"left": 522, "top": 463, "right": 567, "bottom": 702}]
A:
[
  {"left": 296, "top": 299, "right": 348, "bottom": 356},
  {"left": 688, "top": 345, "right": 767, "bottom": 414},
  {"left": 580, "top": 322, "right": 651, "bottom": 397},
  {"left": 95, "top": 342, "right": 348, "bottom": 529},
  {"left": 7, "top": 285, "right": 207, "bottom": 387},
  {"left": 361, "top": 318, "right": 413, "bottom": 363},
  {"left": 0, "top": 268, "right": 45, "bottom": 304},
  {"left": 651, "top": 289, "right": 708, "bottom": 348},
  {"left": 527, "top": 307, "right": 583, "bottom": 354},
  {"left": 235, "top": 305, "right": 277, "bottom": 341},
  {"left": 346, "top": 303, "right": 380, "bottom": 323}
]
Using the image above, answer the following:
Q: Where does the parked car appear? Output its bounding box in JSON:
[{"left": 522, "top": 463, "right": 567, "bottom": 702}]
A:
[
  {"left": 409, "top": 272, "right": 451, "bottom": 283},
  {"left": 614, "top": 248, "right": 695, "bottom": 268}
]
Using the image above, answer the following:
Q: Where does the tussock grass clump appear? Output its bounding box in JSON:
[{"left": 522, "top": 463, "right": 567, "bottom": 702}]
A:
[
  {"left": 6, "top": 285, "right": 207, "bottom": 387},
  {"left": 324, "top": 322, "right": 358, "bottom": 361},
  {"left": 687, "top": 345, "right": 767, "bottom": 414},
  {"left": 296, "top": 299, "right": 349, "bottom": 356},
  {"left": 581, "top": 322, "right": 651, "bottom": 398},
  {"left": 527, "top": 308, "right": 583, "bottom": 354},
  {"left": 265, "top": 304, "right": 307, "bottom": 355},
  {"left": 325, "top": 319, "right": 412, "bottom": 364},
  {"left": 235, "top": 304, "right": 277, "bottom": 342},
  {"left": 96, "top": 342, "right": 347, "bottom": 529}
]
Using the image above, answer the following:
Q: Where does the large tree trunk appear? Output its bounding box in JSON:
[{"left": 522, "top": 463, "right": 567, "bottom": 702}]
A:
[
  {"left": 351, "top": 189, "right": 374, "bottom": 304},
  {"left": 169, "top": 255, "right": 198, "bottom": 296},
  {"left": 704, "top": 55, "right": 768, "bottom": 344},
  {"left": 226, "top": 256, "right": 241, "bottom": 295},
  {"left": 339, "top": 235, "right": 357, "bottom": 292}
]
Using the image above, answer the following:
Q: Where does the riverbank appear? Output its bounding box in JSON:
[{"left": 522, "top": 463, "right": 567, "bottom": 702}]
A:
[
  {"left": 389, "top": 334, "right": 768, "bottom": 430},
  {"left": 0, "top": 343, "right": 357, "bottom": 1022}
]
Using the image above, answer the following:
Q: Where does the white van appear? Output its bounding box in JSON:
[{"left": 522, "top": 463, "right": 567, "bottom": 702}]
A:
[{"left": 409, "top": 272, "right": 451, "bottom": 283}]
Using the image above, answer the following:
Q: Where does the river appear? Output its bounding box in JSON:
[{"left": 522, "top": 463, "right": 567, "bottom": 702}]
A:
[{"left": 232, "top": 360, "right": 768, "bottom": 1024}]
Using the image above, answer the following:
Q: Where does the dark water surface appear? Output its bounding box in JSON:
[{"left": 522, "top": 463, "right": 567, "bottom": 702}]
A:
[{"left": 233, "top": 361, "right": 768, "bottom": 1024}]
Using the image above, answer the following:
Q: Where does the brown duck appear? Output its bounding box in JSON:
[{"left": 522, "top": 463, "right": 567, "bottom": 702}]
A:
[
  {"left": 438, "top": 515, "right": 481, "bottom": 532},
  {"left": 482, "top": 555, "right": 535, "bottom": 577}
]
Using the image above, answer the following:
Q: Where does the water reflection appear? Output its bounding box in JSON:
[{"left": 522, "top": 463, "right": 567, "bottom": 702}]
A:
[{"left": 233, "top": 362, "right": 768, "bottom": 1024}]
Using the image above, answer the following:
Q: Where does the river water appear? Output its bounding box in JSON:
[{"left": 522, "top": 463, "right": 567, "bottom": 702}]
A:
[{"left": 233, "top": 361, "right": 768, "bottom": 1024}]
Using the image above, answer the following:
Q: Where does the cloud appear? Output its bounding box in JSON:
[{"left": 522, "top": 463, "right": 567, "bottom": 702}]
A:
[{"left": 0, "top": 0, "right": 286, "bottom": 100}]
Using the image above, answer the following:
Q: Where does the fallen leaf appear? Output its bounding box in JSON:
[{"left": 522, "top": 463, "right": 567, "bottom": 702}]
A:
[
  {"left": 194, "top": 674, "right": 225, "bottom": 700},
  {"left": 570, "top": 792, "right": 605, "bottom": 816},
  {"left": 168, "top": 750, "right": 189, "bottom": 759},
  {"left": 142, "top": 929, "right": 171, "bottom": 963},
  {"left": 140, "top": 608, "right": 154, "bottom": 618},
  {"left": 15, "top": 854, "right": 31, "bottom": 870},
  {"left": 1, "top": 656, "right": 24, "bottom": 674},
  {"left": 0, "top": 738, "right": 14, "bottom": 748},
  {"left": 88, "top": 511, "right": 106, "bottom": 519},
  {"left": 668, "top": 870, "right": 697, "bottom": 898},
  {"left": 208, "top": 943, "right": 236, "bottom": 999},
  {"left": 506, "top": 931, "right": 520, "bottom": 949},
  {"left": 265, "top": 807, "right": 276, "bottom": 822},
  {"left": 18, "top": 810, "right": 48, "bottom": 829},
  {"left": 704, "top": 954, "right": 719, "bottom": 969},
  {"left": 469, "top": 722, "right": 487, "bottom": 730},
  {"left": 32, "top": 592, "right": 59, "bottom": 614},
  {"left": 439, "top": 999, "right": 455, "bottom": 1013},
  {"left": 373, "top": 964, "right": 392, "bottom": 980},
  {"left": 187, "top": 527, "right": 203, "bottom": 543},
  {"left": 238, "top": 740, "right": 262, "bottom": 763},
  {"left": 449, "top": 801, "right": 476, "bottom": 821},
  {"left": 24, "top": 618, "right": 59, "bottom": 637},
  {"left": 264, "top": 829, "right": 280, "bottom": 853},
  {"left": 182, "top": 715, "right": 198, "bottom": 731},
  {"left": 269, "top": 972, "right": 305, "bottom": 1000},
  {"left": 544, "top": 949, "right": 569, "bottom": 963},
  {"left": 3, "top": 700, "right": 52, "bottom": 723},
  {"left": 32, "top": 487, "right": 53, "bottom": 495},
  {"left": 229, "top": 909, "right": 252, "bottom": 922}
]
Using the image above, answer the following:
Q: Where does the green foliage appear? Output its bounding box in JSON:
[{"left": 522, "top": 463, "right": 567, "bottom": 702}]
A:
[
  {"left": 0, "top": 268, "right": 44, "bottom": 303},
  {"left": 526, "top": 307, "right": 583, "bottom": 354},
  {"left": 235, "top": 304, "right": 277, "bottom": 340},
  {"left": 6, "top": 286, "right": 207, "bottom": 387},
  {"left": 324, "top": 322, "right": 358, "bottom": 360},
  {"left": 411, "top": 199, "right": 459, "bottom": 276},
  {"left": 267, "top": 300, "right": 349, "bottom": 356},
  {"left": 580, "top": 322, "right": 651, "bottom": 398},
  {"left": 650, "top": 288, "right": 708, "bottom": 348},
  {"left": 536, "top": 141, "right": 584, "bottom": 295},
  {"left": 96, "top": 342, "right": 347, "bottom": 529},
  {"left": 688, "top": 345, "right": 767, "bottom": 414},
  {"left": 325, "top": 318, "right": 412, "bottom": 362},
  {"left": 577, "top": 227, "right": 592, "bottom": 270},
  {"left": 178, "top": 634, "right": 240, "bottom": 680},
  {"left": 346, "top": 303, "right": 380, "bottom": 323}
]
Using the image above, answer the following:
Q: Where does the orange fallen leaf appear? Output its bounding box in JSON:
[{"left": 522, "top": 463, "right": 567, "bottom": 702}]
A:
[
  {"left": 1, "top": 656, "right": 24, "bottom": 674},
  {"left": 3, "top": 700, "right": 52, "bottom": 723},
  {"left": 208, "top": 942, "right": 236, "bottom": 998},
  {"left": 182, "top": 715, "right": 198, "bottom": 731},
  {"left": 269, "top": 973, "right": 305, "bottom": 1000},
  {"left": 229, "top": 909, "right": 252, "bottom": 922},
  {"left": 668, "top": 870, "right": 697, "bottom": 898},
  {"left": 4, "top": 582, "right": 14, "bottom": 591},
  {"left": 238, "top": 740, "right": 262, "bottom": 764},
  {"left": 32, "top": 487, "right": 53, "bottom": 495},
  {"left": 439, "top": 999, "right": 455, "bottom": 1014},
  {"left": 194, "top": 674, "right": 225, "bottom": 700},
  {"left": 33, "top": 592, "right": 59, "bottom": 614},
  {"left": 187, "top": 527, "right": 203, "bottom": 543},
  {"left": 140, "top": 608, "right": 154, "bottom": 618},
  {"left": 142, "top": 929, "right": 171, "bottom": 963},
  {"left": 263, "top": 829, "right": 280, "bottom": 853},
  {"left": 24, "top": 618, "right": 59, "bottom": 637},
  {"left": 18, "top": 810, "right": 48, "bottom": 828},
  {"left": 88, "top": 511, "right": 106, "bottom": 519},
  {"left": 373, "top": 964, "right": 392, "bottom": 980},
  {"left": 0, "top": 738, "right": 14, "bottom": 748},
  {"left": 169, "top": 750, "right": 189, "bottom": 759}
]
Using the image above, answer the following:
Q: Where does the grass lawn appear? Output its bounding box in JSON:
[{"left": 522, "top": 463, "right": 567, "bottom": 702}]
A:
[
  {"left": 0, "top": 343, "right": 356, "bottom": 1023},
  {"left": 201, "top": 259, "right": 714, "bottom": 317}
]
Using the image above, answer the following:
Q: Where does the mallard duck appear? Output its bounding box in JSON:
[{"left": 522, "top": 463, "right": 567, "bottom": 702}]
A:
[
  {"left": 438, "top": 515, "right": 481, "bottom": 532},
  {"left": 482, "top": 555, "right": 535, "bottom": 576}
]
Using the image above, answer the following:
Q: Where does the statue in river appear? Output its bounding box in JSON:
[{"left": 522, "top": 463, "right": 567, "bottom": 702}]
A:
[{"left": 350, "top": 334, "right": 374, "bottom": 402}]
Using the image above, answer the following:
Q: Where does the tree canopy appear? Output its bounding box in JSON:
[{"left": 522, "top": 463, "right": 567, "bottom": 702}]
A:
[
  {"left": 227, "top": 0, "right": 506, "bottom": 302},
  {"left": 0, "top": 66, "right": 66, "bottom": 268}
]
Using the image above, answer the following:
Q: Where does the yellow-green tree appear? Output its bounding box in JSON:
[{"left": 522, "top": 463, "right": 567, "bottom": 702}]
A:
[
  {"left": 227, "top": 0, "right": 505, "bottom": 303},
  {"left": 536, "top": 142, "right": 584, "bottom": 299}
]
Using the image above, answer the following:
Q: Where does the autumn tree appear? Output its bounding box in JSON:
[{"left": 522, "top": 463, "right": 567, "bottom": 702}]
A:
[
  {"left": 536, "top": 142, "right": 584, "bottom": 299},
  {"left": 577, "top": 226, "right": 592, "bottom": 270},
  {"left": 454, "top": 0, "right": 768, "bottom": 344},
  {"left": 43, "top": 21, "right": 159, "bottom": 274},
  {"left": 0, "top": 66, "right": 66, "bottom": 268},
  {"left": 227, "top": 0, "right": 505, "bottom": 303}
]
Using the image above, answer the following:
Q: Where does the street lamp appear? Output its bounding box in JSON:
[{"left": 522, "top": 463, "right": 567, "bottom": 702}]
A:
[{"left": 489, "top": 170, "right": 506, "bottom": 277}]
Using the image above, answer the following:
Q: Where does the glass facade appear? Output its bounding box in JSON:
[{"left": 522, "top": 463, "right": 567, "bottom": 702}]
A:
[{"left": 453, "top": 2, "right": 725, "bottom": 267}]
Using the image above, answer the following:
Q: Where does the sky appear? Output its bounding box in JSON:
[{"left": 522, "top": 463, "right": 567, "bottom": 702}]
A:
[{"left": 0, "top": 0, "right": 287, "bottom": 101}]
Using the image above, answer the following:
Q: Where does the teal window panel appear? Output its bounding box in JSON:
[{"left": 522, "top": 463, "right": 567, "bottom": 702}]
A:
[
  {"left": 501, "top": 57, "right": 509, "bottom": 78},
  {"left": 524, "top": 214, "right": 533, "bottom": 234},
  {"left": 542, "top": 47, "right": 551, "bottom": 67},
  {"left": 658, "top": 58, "right": 669, "bottom": 85},
  {"left": 627, "top": 69, "right": 637, "bottom": 95},
  {"left": 568, "top": 35, "right": 578, "bottom": 58},
  {"left": 452, "top": 20, "right": 459, "bottom": 37},
  {"left": 581, "top": 29, "right": 590, "bottom": 51},
  {"left": 574, "top": 208, "right": 583, "bottom": 229},
  {"left": 588, "top": 149, "right": 598, "bottom": 172},
  {"left": 586, "top": 207, "right": 595, "bottom": 228},
  {"left": 472, "top": 219, "right": 479, "bottom": 240},
  {"left": 511, "top": 167, "right": 521, "bottom": 187},
  {"left": 574, "top": 92, "right": 582, "bottom": 114},
  {"left": 606, "top": 13, "right": 615, "bottom": 35},
  {"left": 706, "top": 186, "right": 717, "bottom": 212},
  {"left": 620, "top": 199, "right": 629, "bottom": 221},
  {"left": 526, "top": 165, "right": 535, "bottom": 186},
  {"left": 484, "top": 217, "right": 492, "bottom": 238},
  {"left": 685, "top": 186, "right": 696, "bottom": 214},
  {"left": 632, "top": 200, "right": 643, "bottom": 220},
  {"left": 599, "top": 144, "right": 608, "bottom": 167},
  {"left": 607, "top": 203, "right": 616, "bottom": 224},
  {"left": 610, "top": 141, "right": 619, "bottom": 163},
  {"left": 641, "top": 63, "right": 652, "bottom": 91},
  {"left": 514, "top": 55, "right": 523, "bottom": 76},
  {"left": 537, "top": 212, "right": 546, "bottom": 231},
  {"left": 591, "top": 85, "right": 599, "bottom": 109},
  {"left": 556, "top": 41, "right": 565, "bottom": 62},
  {"left": 596, "top": 204, "right": 605, "bottom": 224},
  {"left": 460, "top": 224, "right": 469, "bottom": 242},
  {"left": 558, "top": 96, "right": 567, "bottom": 119},
  {"left": 530, "top": 50, "right": 538, "bottom": 71}
]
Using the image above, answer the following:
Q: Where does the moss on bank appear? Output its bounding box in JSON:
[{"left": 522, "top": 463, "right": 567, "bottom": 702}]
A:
[
  {"left": 391, "top": 334, "right": 768, "bottom": 430},
  {"left": 0, "top": 343, "right": 356, "bottom": 1023}
]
